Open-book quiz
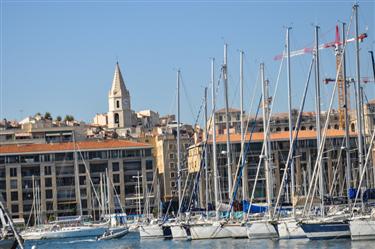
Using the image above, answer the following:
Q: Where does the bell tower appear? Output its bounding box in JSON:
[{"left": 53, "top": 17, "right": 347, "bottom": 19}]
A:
[{"left": 107, "top": 62, "right": 132, "bottom": 128}]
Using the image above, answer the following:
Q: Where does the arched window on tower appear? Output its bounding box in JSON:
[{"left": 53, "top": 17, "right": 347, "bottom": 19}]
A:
[
  {"left": 116, "top": 100, "right": 120, "bottom": 108},
  {"left": 114, "top": 113, "right": 119, "bottom": 125}
]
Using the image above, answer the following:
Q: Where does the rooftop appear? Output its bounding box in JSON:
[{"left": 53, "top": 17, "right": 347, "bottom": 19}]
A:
[
  {"left": 0, "top": 139, "right": 151, "bottom": 155},
  {"left": 211, "top": 129, "right": 356, "bottom": 144}
]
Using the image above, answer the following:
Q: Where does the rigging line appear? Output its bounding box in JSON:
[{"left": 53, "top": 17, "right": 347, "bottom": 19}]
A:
[
  {"left": 227, "top": 73, "right": 240, "bottom": 108},
  {"left": 180, "top": 72, "right": 197, "bottom": 120},
  {"left": 227, "top": 95, "right": 262, "bottom": 216},
  {"left": 304, "top": 10, "right": 354, "bottom": 216},
  {"left": 328, "top": 138, "right": 346, "bottom": 196},
  {"left": 75, "top": 144, "right": 102, "bottom": 208},
  {"left": 245, "top": 49, "right": 286, "bottom": 220},
  {"left": 273, "top": 56, "right": 315, "bottom": 218},
  {"left": 226, "top": 62, "right": 260, "bottom": 207},
  {"left": 193, "top": 92, "right": 206, "bottom": 127}
]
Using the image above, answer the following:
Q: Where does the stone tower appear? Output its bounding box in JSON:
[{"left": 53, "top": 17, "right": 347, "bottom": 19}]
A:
[{"left": 107, "top": 62, "right": 133, "bottom": 128}]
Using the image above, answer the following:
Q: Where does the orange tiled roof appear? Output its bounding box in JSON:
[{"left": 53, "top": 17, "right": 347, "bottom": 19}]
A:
[
  {"left": 211, "top": 129, "right": 356, "bottom": 144},
  {"left": 0, "top": 139, "right": 151, "bottom": 155}
]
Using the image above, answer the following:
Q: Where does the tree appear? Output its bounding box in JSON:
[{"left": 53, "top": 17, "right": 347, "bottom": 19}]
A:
[
  {"left": 44, "top": 112, "right": 52, "bottom": 120},
  {"left": 64, "top": 115, "right": 74, "bottom": 122},
  {"left": 56, "top": 116, "right": 62, "bottom": 122}
]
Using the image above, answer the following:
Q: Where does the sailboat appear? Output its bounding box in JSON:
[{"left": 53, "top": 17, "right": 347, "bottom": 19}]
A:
[
  {"left": 246, "top": 63, "right": 278, "bottom": 240},
  {"left": 299, "top": 21, "right": 353, "bottom": 241},
  {"left": 21, "top": 136, "right": 109, "bottom": 240}
]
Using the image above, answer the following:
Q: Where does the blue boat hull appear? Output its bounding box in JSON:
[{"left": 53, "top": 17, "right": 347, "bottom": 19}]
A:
[{"left": 300, "top": 221, "right": 350, "bottom": 240}]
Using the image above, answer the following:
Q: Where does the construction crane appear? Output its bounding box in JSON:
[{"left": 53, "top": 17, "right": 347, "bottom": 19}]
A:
[{"left": 275, "top": 25, "right": 367, "bottom": 129}]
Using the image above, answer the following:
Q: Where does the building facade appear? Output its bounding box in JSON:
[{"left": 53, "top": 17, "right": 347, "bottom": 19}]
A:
[{"left": 0, "top": 139, "right": 155, "bottom": 222}]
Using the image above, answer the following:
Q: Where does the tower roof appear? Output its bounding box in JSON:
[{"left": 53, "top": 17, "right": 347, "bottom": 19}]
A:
[{"left": 110, "top": 62, "right": 127, "bottom": 96}]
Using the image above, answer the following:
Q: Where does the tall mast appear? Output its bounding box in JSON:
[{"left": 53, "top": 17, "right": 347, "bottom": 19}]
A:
[
  {"left": 223, "top": 43, "right": 233, "bottom": 200},
  {"left": 342, "top": 22, "right": 352, "bottom": 211},
  {"left": 176, "top": 69, "right": 182, "bottom": 214},
  {"left": 261, "top": 63, "right": 272, "bottom": 217},
  {"left": 240, "top": 51, "right": 247, "bottom": 202},
  {"left": 204, "top": 87, "right": 209, "bottom": 216},
  {"left": 211, "top": 58, "right": 219, "bottom": 219},
  {"left": 314, "top": 25, "right": 324, "bottom": 217},
  {"left": 354, "top": 5, "right": 365, "bottom": 205},
  {"left": 286, "top": 27, "right": 295, "bottom": 216},
  {"left": 73, "top": 132, "right": 83, "bottom": 217}
]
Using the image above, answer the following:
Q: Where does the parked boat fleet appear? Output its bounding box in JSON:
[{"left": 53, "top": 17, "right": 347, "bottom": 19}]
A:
[{"left": 2, "top": 4, "right": 375, "bottom": 248}]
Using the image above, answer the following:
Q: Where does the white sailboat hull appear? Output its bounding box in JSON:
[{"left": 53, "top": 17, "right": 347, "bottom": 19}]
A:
[
  {"left": 190, "top": 223, "right": 232, "bottom": 240},
  {"left": 278, "top": 220, "right": 306, "bottom": 239},
  {"left": 350, "top": 218, "right": 375, "bottom": 241},
  {"left": 170, "top": 224, "right": 189, "bottom": 239},
  {"left": 225, "top": 224, "right": 248, "bottom": 238},
  {"left": 139, "top": 224, "right": 164, "bottom": 239},
  {"left": 22, "top": 226, "right": 107, "bottom": 240},
  {"left": 247, "top": 221, "right": 278, "bottom": 239}
]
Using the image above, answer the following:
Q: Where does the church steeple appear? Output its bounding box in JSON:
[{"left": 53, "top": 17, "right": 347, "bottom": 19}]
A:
[
  {"left": 110, "top": 62, "right": 127, "bottom": 97},
  {"left": 107, "top": 62, "right": 133, "bottom": 129}
]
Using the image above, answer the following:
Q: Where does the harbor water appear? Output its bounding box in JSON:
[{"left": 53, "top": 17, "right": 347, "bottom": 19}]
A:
[{"left": 23, "top": 235, "right": 373, "bottom": 249}]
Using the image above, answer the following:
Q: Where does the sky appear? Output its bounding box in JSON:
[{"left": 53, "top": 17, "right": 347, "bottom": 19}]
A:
[{"left": 1, "top": 0, "right": 374, "bottom": 125}]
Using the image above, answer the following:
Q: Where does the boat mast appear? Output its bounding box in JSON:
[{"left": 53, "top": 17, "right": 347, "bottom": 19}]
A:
[
  {"left": 240, "top": 51, "right": 247, "bottom": 202},
  {"left": 342, "top": 22, "right": 352, "bottom": 211},
  {"left": 211, "top": 58, "right": 219, "bottom": 219},
  {"left": 223, "top": 43, "right": 233, "bottom": 202},
  {"left": 73, "top": 132, "right": 83, "bottom": 217},
  {"left": 314, "top": 25, "right": 324, "bottom": 217},
  {"left": 354, "top": 5, "right": 365, "bottom": 210},
  {"left": 176, "top": 69, "right": 182, "bottom": 216},
  {"left": 286, "top": 27, "right": 294, "bottom": 208},
  {"left": 261, "top": 63, "right": 272, "bottom": 218},
  {"left": 204, "top": 86, "right": 209, "bottom": 216},
  {"left": 286, "top": 27, "right": 295, "bottom": 216}
]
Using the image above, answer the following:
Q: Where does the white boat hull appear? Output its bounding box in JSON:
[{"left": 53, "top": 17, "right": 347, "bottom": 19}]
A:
[
  {"left": 278, "top": 220, "right": 306, "bottom": 239},
  {"left": 350, "top": 218, "right": 375, "bottom": 241},
  {"left": 225, "top": 224, "right": 248, "bottom": 238},
  {"left": 22, "top": 226, "right": 107, "bottom": 240},
  {"left": 170, "top": 224, "right": 189, "bottom": 239},
  {"left": 190, "top": 223, "right": 232, "bottom": 240},
  {"left": 139, "top": 224, "right": 164, "bottom": 239},
  {"left": 247, "top": 221, "right": 278, "bottom": 239}
]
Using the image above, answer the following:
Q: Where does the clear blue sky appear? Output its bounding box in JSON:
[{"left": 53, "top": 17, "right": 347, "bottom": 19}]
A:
[{"left": 1, "top": 0, "right": 374, "bottom": 125}]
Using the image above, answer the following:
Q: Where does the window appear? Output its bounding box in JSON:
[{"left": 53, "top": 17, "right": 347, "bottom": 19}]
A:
[
  {"left": 169, "top": 154, "right": 174, "bottom": 160},
  {"left": 11, "top": 205, "right": 19, "bottom": 213},
  {"left": 114, "top": 185, "right": 121, "bottom": 195},
  {"left": 45, "top": 166, "right": 52, "bottom": 175},
  {"left": 45, "top": 178, "right": 52, "bottom": 187},
  {"left": 79, "top": 164, "right": 86, "bottom": 174},
  {"left": 145, "top": 149, "right": 152, "bottom": 157},
  {"left": 146, "top": 160, "right": 153, "bottom": 170},
  {"left": 46, "top": 189, "right": 53, "bottom": 199},
  {"left": 79, "top": 176, "right": 86, "bottom": 185},
  {"left": 170, "top": 172, "right": 175, "bottom": 178},
  {"left": 10, "top": 180, "right": 17, "bottom": 189},
  {"left": 169, "top": 162, "right": 175, "bottom": 169},
  {"left": 11, "top": 191, "right": 18, "bottom": 201},
  {"left": 116, "top": 100, "right": 120, "bottom": 108},
  {"left": 112, "top": 162, "right": 120, "bottom": 171},
  {"left": 114, "top": 113, "right": 119, "bottom": 124},
  {"left": 113, "top": 174, "right": 120, "bottom": 183},
  {"left": 171, "top": 181, "right": 176, "bottom": 188},
  {"left": 10, "top": 168, "right": 17, "bottom": 177}
]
